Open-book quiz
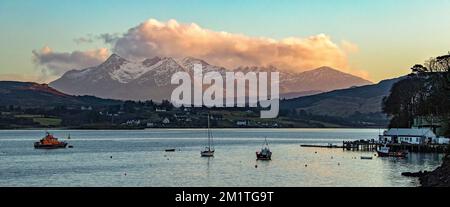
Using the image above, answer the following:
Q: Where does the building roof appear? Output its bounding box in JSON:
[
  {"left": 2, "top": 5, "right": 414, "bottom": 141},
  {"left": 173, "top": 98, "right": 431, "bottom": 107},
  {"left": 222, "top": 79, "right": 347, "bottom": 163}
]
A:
[{"left": 384, "top": 128, "right": 436, "bottom": 137}]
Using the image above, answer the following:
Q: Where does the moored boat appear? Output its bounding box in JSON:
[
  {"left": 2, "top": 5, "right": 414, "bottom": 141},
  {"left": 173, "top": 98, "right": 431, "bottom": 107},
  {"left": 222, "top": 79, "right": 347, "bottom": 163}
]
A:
[
  {"left": 376, "top": 145, "right": 408, "bottom": 158},
  {"left": 256, "top": 137, "right": 272, "bottom": 160},
  {"left": 360, "top": 156, "right": 373, "bottom": 160},
  {"left": 201, "top": 148, "right": 215, "bottom": 157},
  {"left": 34, "top": 132, "right": 68, "bottom": 149},
  {"left": 201, "top": 114, "right": 215, "bottom": 157}
]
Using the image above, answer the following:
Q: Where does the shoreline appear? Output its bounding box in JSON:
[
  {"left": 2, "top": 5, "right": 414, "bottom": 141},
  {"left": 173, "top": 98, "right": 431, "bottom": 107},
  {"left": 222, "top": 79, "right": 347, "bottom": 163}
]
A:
[
  {"left": 0, "top": 126, "right": 386, "bottom": 130},
  {"left": 420, "top": 154, "right": 450, "bottom": 187}
]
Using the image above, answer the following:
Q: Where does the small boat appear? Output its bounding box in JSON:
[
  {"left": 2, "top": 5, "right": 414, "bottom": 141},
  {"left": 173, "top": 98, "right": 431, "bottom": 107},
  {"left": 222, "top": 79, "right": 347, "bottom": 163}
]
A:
[
  {"left": 34, "top": 132, "right": 68, "bottom": 149},
  {"left": 360, "top": 156, "right": 373, "bottom": 160},
  {"left": 376, "top": 144, "right": 408, "bottom": 158},
  {"left": 165, "top": 148, "right": 176, "bottom": 152},
  {"left": 256, "top": 137, "right": 272, "bottom": 160},
  {"left": 201, "top": 114, "right": 215, "bottom": 157}
]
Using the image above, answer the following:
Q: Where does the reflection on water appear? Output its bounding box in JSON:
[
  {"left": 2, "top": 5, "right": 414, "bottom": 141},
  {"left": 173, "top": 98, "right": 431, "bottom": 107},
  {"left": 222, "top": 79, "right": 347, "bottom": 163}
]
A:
[{"left": 0, "top": 129, "right": 444, "bottom": 187}]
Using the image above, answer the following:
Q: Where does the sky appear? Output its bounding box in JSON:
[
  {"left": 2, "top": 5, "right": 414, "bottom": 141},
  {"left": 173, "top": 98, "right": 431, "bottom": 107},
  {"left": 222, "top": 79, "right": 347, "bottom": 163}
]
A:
[{"left": 1, "top": 0, "right": 450, "bottom": 83}]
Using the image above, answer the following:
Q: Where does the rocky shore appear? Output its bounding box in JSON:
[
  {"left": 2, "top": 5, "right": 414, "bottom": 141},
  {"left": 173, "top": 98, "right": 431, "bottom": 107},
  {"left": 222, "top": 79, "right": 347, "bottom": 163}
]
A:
[{"left": 420, "top": 154, "right": 450, "bottom": 187}]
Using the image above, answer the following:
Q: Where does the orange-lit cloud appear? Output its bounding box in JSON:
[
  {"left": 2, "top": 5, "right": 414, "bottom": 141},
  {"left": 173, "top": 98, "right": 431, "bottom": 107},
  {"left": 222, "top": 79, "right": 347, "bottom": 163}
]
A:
[
  {"left": 32, "top": 46, "right": 109, "bottom": 76},
  {"left": 33, "top": 18, "right": 367, "bottom": 80},
  {"left": 113, "top": 19, "right": 358, "bottom": 74}
]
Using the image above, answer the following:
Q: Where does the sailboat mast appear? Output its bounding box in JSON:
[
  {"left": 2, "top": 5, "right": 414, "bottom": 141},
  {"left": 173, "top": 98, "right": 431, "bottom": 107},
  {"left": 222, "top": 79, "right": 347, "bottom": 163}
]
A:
[{"left": 208, "top": 114, "right": 211, "bottom": 149}]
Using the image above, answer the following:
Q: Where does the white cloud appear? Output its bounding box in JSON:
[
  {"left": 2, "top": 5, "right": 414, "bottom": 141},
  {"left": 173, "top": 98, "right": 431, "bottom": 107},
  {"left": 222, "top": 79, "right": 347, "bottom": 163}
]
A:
[
  {"left": 33, "top": 18, "right": 365, "bottom": 81},
  {"left": 32, "top": 46, "right": 109, "bottom": 76},
  {"left": 112, "top": 19, "right": 354, "bottom": 73}
]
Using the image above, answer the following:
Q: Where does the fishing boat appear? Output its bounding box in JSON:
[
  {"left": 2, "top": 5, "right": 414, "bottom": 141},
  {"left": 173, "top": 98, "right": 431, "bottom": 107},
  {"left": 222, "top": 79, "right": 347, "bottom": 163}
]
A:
[
  {"left": 201, "top": 114, "right": 215, "bottom": 157},
  {"left": 376, "top": 144, "right": 408, "bottom": 158},
  {"left": 256, "top": 137, "right": 272, "bottom": 160},
  {"left": 34, "top": 132, "right": 68, "bottom": 149}
]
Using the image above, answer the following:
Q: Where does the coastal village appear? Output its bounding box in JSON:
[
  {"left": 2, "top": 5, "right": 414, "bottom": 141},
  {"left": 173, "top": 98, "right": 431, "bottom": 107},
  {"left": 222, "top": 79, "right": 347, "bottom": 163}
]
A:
[{"left": 0, "top": 103, "right": 284, "bottom": 129}]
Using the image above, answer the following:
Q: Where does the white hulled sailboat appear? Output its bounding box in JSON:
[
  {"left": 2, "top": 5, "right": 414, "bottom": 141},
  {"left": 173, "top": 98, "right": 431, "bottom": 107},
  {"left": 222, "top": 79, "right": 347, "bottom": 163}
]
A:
[{"left": 201, "top": 114, "right": 215, "bottom": 157}]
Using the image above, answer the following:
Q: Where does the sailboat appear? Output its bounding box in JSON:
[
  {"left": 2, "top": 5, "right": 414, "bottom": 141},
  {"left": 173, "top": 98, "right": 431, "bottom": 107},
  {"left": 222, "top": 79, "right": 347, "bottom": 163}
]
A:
[
  {"left": 256, "top": 137, "right": 272, "bottom": 160},
  {"left": 201, "top": 114, "right": 215, "bottom": 157}
]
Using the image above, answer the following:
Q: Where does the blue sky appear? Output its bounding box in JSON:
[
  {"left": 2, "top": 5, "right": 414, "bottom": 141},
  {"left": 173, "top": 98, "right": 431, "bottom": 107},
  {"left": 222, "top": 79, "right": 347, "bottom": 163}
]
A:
[{"left": 1, "top": 0, "right": 450, "bottom": 82}]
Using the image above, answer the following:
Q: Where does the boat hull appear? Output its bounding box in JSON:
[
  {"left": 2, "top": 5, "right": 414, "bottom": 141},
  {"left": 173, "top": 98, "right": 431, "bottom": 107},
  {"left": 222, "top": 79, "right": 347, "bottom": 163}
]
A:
[
  {"left": 34, "top": 142, "right": 68, "bottom": 149},
  {"left": 256, "top": 152, "right": 272, "bottom": 160},
  {"left": 201, "top": 150, "right": 215, "bottom": 157},
  {"left": 376, "top": 150, "right": 407, "bottom": 158}
]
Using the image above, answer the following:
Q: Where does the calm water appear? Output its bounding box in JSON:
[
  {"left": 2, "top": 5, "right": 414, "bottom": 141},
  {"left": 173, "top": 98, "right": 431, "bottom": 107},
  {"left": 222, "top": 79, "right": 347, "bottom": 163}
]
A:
[{"left": 0, "top": 129, "right": 443, "bottom": 187}]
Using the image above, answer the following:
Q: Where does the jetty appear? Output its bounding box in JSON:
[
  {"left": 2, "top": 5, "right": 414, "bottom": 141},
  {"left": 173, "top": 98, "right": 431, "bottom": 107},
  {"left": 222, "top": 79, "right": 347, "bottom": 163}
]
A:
[
  {"left": 342, "top": 140, "right": 449, "bottom": 153},
  {"left": 301, "top": 140, "right": 449, "bottom": 153},
  {"left": 300, "top": 144, "right": 342, "bottom": 149}
]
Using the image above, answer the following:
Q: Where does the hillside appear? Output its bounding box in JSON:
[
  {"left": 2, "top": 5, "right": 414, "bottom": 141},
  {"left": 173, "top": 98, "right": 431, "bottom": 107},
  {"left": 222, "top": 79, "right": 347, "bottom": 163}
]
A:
[
  {"left": 0, "top": 81, "right": 121, "bottom": 108},
  {"left": 281, "top": 77, "right": 403, "bottom": 126}
]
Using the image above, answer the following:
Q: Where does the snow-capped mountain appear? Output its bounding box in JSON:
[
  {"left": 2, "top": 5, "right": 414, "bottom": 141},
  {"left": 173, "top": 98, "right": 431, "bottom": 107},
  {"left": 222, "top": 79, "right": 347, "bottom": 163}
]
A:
[
  {"left": 280, "top": 66, "right": 373, "bottom": 95},
  {"left": 50, "top": 54, "right": 185, "bottom": 101},
  {"left": 50, "top": 54, "right": 372, "bottom": 101}
]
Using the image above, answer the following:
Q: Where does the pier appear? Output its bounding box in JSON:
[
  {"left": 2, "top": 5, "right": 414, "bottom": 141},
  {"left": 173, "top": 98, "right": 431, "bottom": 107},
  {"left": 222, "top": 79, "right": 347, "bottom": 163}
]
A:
[
  {"left": 301, "top": 140, "right": 449, "bottom": 153},
  {"left": 342, "top": 140, "right": 449, "bottom": 153},
  {"left": 300, "top": 144, "right": 342, "bottom": 149}
]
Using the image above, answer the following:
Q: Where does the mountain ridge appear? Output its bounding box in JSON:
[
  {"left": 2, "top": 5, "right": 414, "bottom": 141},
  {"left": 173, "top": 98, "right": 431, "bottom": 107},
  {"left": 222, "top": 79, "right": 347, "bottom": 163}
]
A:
[
  {"left": 50, "top": 54, "right": 373, "bottom": 101},
  {"left": 0, "top": 81, "right": 121, "bottom": 107},
  {"left": 281, "top": 76, "right": 404, "bottom": 118}
]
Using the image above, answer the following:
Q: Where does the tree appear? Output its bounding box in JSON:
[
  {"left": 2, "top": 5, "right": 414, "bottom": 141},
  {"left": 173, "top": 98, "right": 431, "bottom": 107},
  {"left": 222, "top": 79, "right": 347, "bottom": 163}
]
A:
[
  {"left": 123, "top": 101, "right": 136, "bottom": 113},
  {"left": 383, "top": 53, "right": 450, "bottom": 136},
  {"left": 382, "top": 77, "right": 426, "bottom": 128}
]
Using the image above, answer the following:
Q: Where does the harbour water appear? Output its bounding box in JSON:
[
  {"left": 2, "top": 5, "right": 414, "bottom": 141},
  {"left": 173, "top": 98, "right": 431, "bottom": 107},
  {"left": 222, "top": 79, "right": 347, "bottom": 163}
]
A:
[{"left": 0, "top": 129, "right": 443, "bottom": 187}]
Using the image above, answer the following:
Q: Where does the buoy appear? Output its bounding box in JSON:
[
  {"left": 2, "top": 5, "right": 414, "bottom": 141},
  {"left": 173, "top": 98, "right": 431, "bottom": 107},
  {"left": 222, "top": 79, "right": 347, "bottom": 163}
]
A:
[
  {"left": 124, "top": 173, "right": 127, "bottom": 176},
  {"left": 110, "top": 156, "right": 113, "bottom": 159}
]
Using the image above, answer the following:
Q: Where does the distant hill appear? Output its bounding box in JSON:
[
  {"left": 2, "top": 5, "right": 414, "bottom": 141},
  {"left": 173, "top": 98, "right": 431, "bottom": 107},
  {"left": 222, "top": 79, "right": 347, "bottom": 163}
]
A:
[
  {"left": 0, "top": 77, "right": 401, "bottom": 128},
  {"left": 281, "top": 77, "right": 404, "bottom": 126},
  {"left": 278, "top": 66, "right": 373, "bottom": 96},
  {"left": 0, "top": 81, "right": 122, "bottom": 108}
]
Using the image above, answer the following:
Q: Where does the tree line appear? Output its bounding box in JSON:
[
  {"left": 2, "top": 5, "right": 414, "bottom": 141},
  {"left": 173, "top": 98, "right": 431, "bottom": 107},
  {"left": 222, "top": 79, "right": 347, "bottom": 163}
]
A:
[{"left": 383, "top": 53, "right": 450, "bottom": 136}]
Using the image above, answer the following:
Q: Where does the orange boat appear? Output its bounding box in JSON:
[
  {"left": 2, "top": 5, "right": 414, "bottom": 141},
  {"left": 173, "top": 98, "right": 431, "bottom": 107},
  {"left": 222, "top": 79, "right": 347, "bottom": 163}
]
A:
[{"left": 34, "top": 132, "right": 68, "bottom": 149}]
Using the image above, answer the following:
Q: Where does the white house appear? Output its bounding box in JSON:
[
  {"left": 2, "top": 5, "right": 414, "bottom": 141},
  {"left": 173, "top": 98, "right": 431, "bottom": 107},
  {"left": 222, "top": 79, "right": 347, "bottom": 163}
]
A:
[
  {"left": 236, "top": 120, "right": 248, "bottom": 126},
  {"left": 379, "top": 128, "right": 449, "bottom": 144},
  {"left": 436, "top": 137, "right": 450, "bottom": 144},
  {"left": 162, "top": 118, "right": 170, "bottom": 124},
  {"left": 125, "top": 120, "right": 141, "bottom": 126},
  {"left": 81, "top": 106, "right": 93, "bottom": 111}
]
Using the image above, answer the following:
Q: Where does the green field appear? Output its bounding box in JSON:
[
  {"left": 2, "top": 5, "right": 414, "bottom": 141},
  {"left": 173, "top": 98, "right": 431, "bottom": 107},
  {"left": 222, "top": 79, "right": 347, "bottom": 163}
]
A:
[
  {"left": 32, "top": 117, "right": 62, "bottom": 126},
  {"left": 14, "top": 114, "right": 43, "bottom": 118}
]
